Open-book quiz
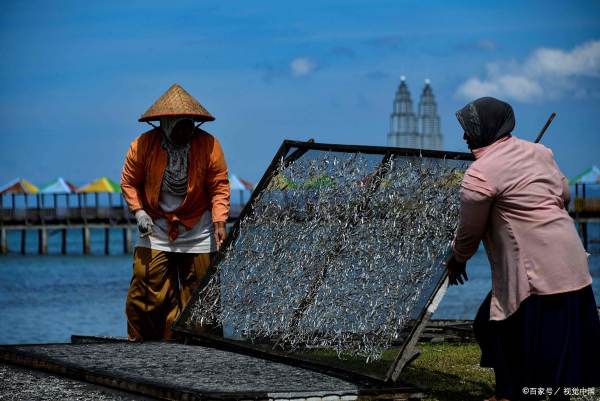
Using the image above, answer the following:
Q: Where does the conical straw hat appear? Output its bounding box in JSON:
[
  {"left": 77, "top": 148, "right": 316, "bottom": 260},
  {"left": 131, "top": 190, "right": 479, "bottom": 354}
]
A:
[{"left": 139, "top": 83, "right": 215, "bottom": 122}]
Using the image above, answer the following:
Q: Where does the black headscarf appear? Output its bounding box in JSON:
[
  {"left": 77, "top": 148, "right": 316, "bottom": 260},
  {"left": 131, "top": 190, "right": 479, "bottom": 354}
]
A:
[{"left": 455, "top": 97, "right": 515, "bottom": 150}]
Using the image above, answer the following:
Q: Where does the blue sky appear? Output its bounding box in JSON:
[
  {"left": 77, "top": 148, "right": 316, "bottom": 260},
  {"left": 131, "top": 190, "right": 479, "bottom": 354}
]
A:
[{"left": 1, "top": 0, "right": 599, "bottom": 186}]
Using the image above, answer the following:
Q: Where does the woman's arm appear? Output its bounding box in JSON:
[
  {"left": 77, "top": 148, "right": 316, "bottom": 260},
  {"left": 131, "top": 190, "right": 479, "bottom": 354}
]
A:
[{"left": 452, "top": 169, "right": 495, "bottom": 262}]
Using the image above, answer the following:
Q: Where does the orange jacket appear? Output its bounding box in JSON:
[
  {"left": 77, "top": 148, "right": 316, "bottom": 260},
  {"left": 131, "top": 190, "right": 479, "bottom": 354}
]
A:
[{"left": 121, "top": 128, "right": 230, "bottom": 241}]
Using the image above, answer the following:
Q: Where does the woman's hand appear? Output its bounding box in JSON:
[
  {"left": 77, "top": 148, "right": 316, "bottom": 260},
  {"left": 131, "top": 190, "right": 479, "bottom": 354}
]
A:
[{"left": 444, "top": 254, "right": 468, "bottom": 285}]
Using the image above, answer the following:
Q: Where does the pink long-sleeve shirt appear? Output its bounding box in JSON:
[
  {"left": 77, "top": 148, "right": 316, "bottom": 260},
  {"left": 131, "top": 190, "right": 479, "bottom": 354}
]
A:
[{"left": 452, "top": 135, "right": 591, "bottom": 321}]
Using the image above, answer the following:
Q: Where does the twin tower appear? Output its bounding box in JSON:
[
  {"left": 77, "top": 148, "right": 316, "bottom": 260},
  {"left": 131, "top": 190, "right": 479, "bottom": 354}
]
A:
[{"left": 387, "top": 76, "right": 443, "bottom": 150}]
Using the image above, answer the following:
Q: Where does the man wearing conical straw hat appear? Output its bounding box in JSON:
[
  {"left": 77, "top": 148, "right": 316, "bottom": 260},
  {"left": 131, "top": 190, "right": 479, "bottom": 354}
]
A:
[{"left": 121, "top": 84, "right": 230, "bottom": 341}]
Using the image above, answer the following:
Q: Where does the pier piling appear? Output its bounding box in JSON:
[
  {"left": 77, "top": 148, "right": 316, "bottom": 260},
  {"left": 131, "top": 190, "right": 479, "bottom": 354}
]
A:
[
  {"left": 104, "top": 227, "right": 110, "bottom": 255},
  {"left": 123, "top": 227, "right": 132, "bottom": 254},
  {"left": 82, "top": 227, "right": 91, "bottom": 255},
  {"left": 38, "top": 228, "right": 48, "bottom": 255},
  {"left": 20, "top": 230, "right": 26, "bottom": 255},
  {"left": 1, "top": 228, "right": 6, "bottom": 255},
  {"left": 61, "top": 229, "right": 67, "bottom": 255}
]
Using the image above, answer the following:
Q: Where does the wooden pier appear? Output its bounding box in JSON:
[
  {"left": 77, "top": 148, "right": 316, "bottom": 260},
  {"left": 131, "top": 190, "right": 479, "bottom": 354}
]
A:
[
  {"left": 0, "top": 188, "right": 597, "bottom": 255},
  {"left": 0, "top": 193, "right": 244, "bottom": 255}
]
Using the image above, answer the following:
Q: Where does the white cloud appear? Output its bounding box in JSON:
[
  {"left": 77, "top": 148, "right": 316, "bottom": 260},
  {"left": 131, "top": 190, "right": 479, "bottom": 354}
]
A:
[
  {"left": 525, "top": 41, "right": 600, "bottom": 77},
  {"left": 290, "top": 57, "right": 316, "bottom": 77},
  {"left": 456, "top": 39, "right": 600, "bottom": 102},
  {"left": 457, "top": 75, "right": 543, "bottom": 102},
  {"left": 497, "top": 75, "right": 544, "bottom": 101},
  {"left": 456, "top": 77, "right": 498, "bottom": 99}
]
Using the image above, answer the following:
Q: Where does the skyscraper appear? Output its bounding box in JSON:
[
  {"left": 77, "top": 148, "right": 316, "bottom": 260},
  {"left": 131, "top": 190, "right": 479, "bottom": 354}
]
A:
[
  {"left": 388, "top": 77, "right": 443, "bottom": 150},
  {"left": 387, "top": 76, "right": 418, "bottom": 148}
]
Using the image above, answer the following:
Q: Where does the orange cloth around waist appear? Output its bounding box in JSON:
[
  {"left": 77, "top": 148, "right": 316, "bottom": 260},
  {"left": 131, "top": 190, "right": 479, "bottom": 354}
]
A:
[{"left": 121, "top": 128, "right": 230, "bottom": 241}]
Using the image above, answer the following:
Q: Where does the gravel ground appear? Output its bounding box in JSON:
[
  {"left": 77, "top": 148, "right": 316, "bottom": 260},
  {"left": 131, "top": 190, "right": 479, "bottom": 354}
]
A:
[{"left": 0, "top": 363, "right": 157, "bottom": 401}]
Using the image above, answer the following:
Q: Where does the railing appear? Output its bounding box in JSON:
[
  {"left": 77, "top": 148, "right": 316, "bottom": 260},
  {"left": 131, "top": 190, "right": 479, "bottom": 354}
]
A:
[
  {"left": 2, "top": 187, "right": 595, "bottom": 254},
  {"left": 0, "top": 190, "right": 250, "bottom": 226},
  {"left": 0, "top": 190, "right": 251, "bottom": 255}
]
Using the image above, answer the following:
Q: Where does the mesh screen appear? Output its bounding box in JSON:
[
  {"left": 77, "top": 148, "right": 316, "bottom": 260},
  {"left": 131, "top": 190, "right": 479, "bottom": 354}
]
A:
[{"left": 178, "top": 144, "right": 470, "bottom": 376}]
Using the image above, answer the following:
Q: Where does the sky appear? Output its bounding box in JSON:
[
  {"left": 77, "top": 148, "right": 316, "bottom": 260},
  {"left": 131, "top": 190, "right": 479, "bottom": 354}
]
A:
[{"left": 1, "top": 0, "right": 599, "bottom": 186}]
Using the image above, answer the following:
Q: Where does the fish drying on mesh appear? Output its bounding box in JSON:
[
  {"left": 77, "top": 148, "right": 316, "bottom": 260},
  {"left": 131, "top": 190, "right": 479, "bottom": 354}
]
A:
[{"left": 186, "top": 151, "right": 468, "bottom": 361}]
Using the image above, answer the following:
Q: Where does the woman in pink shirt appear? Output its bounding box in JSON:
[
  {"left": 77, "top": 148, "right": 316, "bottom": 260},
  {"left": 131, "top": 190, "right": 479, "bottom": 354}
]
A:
[{"left": 446, "top": 97, "right": 600, "bottom": 400}]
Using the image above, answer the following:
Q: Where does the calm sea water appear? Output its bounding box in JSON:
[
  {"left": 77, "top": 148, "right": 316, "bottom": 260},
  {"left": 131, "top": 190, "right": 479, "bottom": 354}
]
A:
[{"left": 0, "top": 229, "right": 598, "bottom": 344}]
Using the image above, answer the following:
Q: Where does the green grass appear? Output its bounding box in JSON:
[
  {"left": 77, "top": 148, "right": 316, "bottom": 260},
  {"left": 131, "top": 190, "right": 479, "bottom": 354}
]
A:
[
  {"left": 296, "top": 343, "right": 597, "bottom": 400},
  {"left": 297, "top": 343, "right": 495, "bottom": 400},
  {"left": 400, "top": 343, "right": 495, "bottom": 401}
]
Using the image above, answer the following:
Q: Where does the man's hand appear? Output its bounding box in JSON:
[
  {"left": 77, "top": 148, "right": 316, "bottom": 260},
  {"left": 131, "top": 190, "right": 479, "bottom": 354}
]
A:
[
  {"left": 444, "top": 254, "right": 468, "bottom": 286},
  {"left": 213, "top": 222, "right": 227, "bottom": 250},
  {"left": 135, "top": 210, "right": 154, "bottom": 237}
]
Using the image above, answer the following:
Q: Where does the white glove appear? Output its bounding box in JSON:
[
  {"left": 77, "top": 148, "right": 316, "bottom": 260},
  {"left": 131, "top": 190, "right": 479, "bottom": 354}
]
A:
[{"left": 135, "top": 210, "right": 153, "bottom": 237}]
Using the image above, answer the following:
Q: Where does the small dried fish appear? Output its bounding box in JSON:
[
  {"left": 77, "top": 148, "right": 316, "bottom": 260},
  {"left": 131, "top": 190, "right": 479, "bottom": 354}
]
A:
[{"left": 185, "top": 151, "right": 468, "bottom": 361}]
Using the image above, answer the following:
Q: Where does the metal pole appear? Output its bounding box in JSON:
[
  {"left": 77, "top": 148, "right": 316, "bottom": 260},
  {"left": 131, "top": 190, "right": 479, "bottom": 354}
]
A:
[{"left": 534, "top": 112, "right": 556, "bottom": 144}]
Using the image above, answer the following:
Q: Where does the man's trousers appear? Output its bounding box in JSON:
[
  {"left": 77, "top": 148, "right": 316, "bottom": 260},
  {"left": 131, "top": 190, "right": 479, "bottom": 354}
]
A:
[{"left": 125, "top": 247, "right": 212, "bottom": 341}]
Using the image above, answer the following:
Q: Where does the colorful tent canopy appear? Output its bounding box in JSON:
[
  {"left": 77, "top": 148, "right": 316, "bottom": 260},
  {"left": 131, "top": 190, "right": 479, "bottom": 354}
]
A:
[
  {"left": 570, "top": 165, "right": 600, "bottom": 184},
  {"left": 40, "top": 177, "right": 77, "bottom": 193},
  {"left": 78, "top": 177, "right": 121, "bottom": 193},
  {"left": 0, "top": 178, "right": 39, "bottom": 194},
  {"left": 229, "top": 174, "right": 253, "bottom": 190}
]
